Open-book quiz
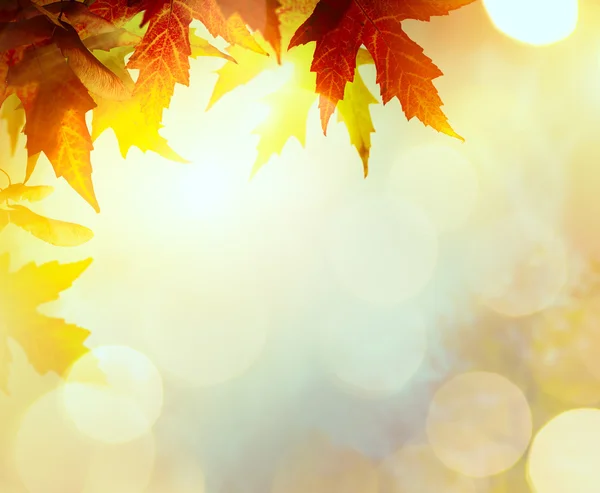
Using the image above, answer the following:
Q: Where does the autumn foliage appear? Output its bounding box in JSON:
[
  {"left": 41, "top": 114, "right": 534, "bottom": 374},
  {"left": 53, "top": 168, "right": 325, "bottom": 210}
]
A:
[{"left": 0, "top": 0, "right": 474, "bottom": 388}]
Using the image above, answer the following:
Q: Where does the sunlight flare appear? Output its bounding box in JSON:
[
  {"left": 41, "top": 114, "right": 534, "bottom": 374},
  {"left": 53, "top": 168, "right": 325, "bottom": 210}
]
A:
[{"left": 483, "top": 0, "right": 578, "bottom": 46}]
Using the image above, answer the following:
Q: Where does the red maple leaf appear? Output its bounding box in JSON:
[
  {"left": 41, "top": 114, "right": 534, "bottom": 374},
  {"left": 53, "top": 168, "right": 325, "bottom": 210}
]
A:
[
  {"left": 289, "top": 0, "right": 475, "bottom": 138},
  {"left": 125, "top": 0, "right": 268, "bottom": 127}
]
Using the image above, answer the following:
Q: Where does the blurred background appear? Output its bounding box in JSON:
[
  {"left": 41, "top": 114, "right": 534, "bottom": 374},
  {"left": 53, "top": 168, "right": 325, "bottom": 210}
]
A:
[{"left": 2, "top": 0, "right": 600, "bottom": 492}]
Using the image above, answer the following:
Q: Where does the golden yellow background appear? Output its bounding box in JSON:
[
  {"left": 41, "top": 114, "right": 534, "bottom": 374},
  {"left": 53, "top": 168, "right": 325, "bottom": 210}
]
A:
[{"left": 1, "top": 1, "right": 599, "bottom": 492}]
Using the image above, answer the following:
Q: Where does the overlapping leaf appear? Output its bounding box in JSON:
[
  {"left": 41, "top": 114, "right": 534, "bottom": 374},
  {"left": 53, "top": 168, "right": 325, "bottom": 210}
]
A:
[
  {"left": 289, "top": 0, "right": 476, "bottom": 138},
  {"left": 0, "top": 182, "right": 94, "bottom": 247},
  {"left": 208, "top": 0, "right": 378, "bottom": 176},
  {"left": 217, "top": 0, "right": 283, "bottom": 60},
  {"left": 123, "top": 0, "right": 269, "bottom": 130},
  {"left": 0, "top": 1, "right": 139, "bottom": 212},
  {"left": 1, "top": 0, "right": 474, "bottom": 209},
  {"left": 0, "top": 253, "right": 92, "bottom": 392},
  {"left": 90, "top": 19, "right": 233, "bottom": 161}
]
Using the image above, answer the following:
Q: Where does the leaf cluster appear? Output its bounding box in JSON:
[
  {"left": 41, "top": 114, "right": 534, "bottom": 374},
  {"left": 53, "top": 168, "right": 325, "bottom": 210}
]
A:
[
  {"left": 1, "top": 0, "right": 475, "bottom": 210},
  {"left": 0, "top": 0, "right": 476, "bottom": 390}
]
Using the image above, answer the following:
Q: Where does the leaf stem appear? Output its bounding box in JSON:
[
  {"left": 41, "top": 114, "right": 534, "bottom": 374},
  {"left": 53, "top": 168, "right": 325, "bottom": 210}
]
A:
[{"left": 0, "top": 169, "right": 12, "bottom": 191}]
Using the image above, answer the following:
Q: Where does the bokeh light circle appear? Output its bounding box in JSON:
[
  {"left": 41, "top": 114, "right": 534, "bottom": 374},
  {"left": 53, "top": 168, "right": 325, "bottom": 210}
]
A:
[
  {"left": 272, "top": 434, "right": 378, "bottom": 493},
  {"left": 141, "top": 259, "right": 270, "bottom": 387},
  {"left": 14, "top": 389, "right": 156, "bottom": 493},
  {"left": 530, "top": 303, "right": 600, "bottom": 406},
  {"left": 387, "top": 144, "right": 479, "bottom": 232},
  {"left": 482, "top": 0, "right": 578, "bottom": 46},
  {"left": 528, "top": 408, "right": 600, "bottom": 493},
  {"left": 379, "top": 442, "right": 477, "bottom": 493},
  {"left": 326, "top": 197, "right": 438, "bottom": 305},
  {"left": 468, "top": 217, "right": 568, "bottom": 317},
  {"left": 426, "top": 371, "right": 532, "bottom": 478},
  {"left": 62, "top": 345, "right": 164, "bottom": 444},
  {"left": 574, "top": 296, "right": 600, "bottom": 382},
  {"left": 319, "top": 305, "right": 427, "bottom": 398}
]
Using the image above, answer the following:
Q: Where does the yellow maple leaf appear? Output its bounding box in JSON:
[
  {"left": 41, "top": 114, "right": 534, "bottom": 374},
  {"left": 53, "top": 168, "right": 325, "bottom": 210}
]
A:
[
  {"left": 207, "top": 0, "right": 378, "bottom": 175},
  {"left": 337, "top": 67, "right": 377, "bottom": 177},
  {"left": 208, "top": 22, "right": 378, "bottom": 176},
  {"left": 0, "top": 253, "right": 92, "bottom": 392},
  {"left": 91, "top": 28, "right": 232, "bottom": 162},
  {"left": 91, "top": 45, "right": 187, "bottom": 162},
  {"left": 250, "top": 43, "right": 317, "bottom": 175}
]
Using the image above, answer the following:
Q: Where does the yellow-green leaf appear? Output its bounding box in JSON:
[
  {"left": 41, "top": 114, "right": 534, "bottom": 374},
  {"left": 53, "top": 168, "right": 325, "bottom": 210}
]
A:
[
  {"left": 0, "top": 183, "right": 53, "bottom": 204},
  {"left": 91, "top": 46, "right": 187, "bottom": 162},
  {"left": 189, "top": 29, "right": 236, "bottom": 62},
  {"left": 337, "top": 68, "right": 377, "bottom": 177},
  {"left": 7, "top": 204, "right": 94, "bottom": 247}
]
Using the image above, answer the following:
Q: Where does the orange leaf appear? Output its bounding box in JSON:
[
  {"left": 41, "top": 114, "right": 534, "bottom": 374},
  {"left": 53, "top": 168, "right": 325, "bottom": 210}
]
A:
[
  {"left": 126, "top": 0, "right": 193, "bottom": 126},
  {"left": 9, "top": 45, "right": 99, "bottom": 211},
  {"left": 88, "top": 0, "right": 142, "bottom": 26},
  {"left": 0, "top": 54, "right": 8, "bottom": 107},
  {"left": 288, "top": 0, "right": 475, "bottom": 138}
]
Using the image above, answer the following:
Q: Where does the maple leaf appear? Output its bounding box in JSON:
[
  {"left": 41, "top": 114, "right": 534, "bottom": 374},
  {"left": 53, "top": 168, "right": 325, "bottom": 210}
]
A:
[
  {"left": 126, "top": 0, "right": 201, "bottom": 127},
  {"left": 0, "top": 253, "right": 92, "bottom": 392},
  {"left": 2, "top": 5, "right": 140, "bottom": 211},
  {"left": 288, "top": 0, "right": 475, "bottom": 138},
  {"left": 91, "top": 44, "right": 188, "bottom": 162},
  {"left": 337, "top": 56, "right": 377, "bottom": 176},
  {"left": 217, "top": 0, "right": 283, "bottom": 60},
  {"left": 88, "top": 0, "right": 143, "bottom": 26},
  {"left": 42, "top": 1, "right": 142, "bottom": 50},
  {"left": 208, "top": 0, "right": 378, "bottom": 176},
  {"left": 8, "top": 44, "right": 100, "bottom": 211},
  {"left": 189, "top": 28, "right": 236, "bottom": 61},
  {"left": 89, "top": 21, "right": 232, "bottom": 161},
  {"left": 123, "top": 0, "right": 268, "bottom": 129}
]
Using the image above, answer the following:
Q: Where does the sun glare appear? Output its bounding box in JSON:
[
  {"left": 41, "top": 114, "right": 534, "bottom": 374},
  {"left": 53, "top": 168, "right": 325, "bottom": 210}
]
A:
[{"left": 482, "top": 0, "right": 578, "bottom": 46}]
